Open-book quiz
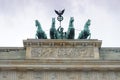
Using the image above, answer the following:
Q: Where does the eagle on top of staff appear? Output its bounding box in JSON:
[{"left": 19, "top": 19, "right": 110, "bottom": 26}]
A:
[{"left": 54, "top": 9, "right": 65, "bottom": 17}]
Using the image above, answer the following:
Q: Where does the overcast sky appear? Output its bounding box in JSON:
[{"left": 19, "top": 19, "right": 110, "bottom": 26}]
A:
[{"left": 0, "top": 0, "right": 120, "bottom": 47}]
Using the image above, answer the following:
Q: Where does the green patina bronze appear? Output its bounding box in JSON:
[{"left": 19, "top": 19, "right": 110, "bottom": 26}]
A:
[
  {"left": 35, "top": 10, "right": 92, "bottom": 39},
  {"left": 50, "top": 18, "right": 58, "bottom": 39},
  {"left": 78, "top": 19, "right": 91, "bottom": 39},
  {"left": 50, "top": 17, "right": 66, "bottom": 39},
  {"left": 49, "top": 17, "right": 75, "bottom": 39},
  {"left": 66, "top": 17, "right": 75, "bottom": 39},
  {"left": 57, "top": 26, "right": 66, "bottom": 39},
  {"left": 35, "top": 20, "right": 47, "bottom": 39}
]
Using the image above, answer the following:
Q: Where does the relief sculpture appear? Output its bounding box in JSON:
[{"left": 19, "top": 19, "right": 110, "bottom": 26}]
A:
[
  {"left": 0, "top": 71, "right": 119, "bottom": 80},
  {"left": 2, "top": 71, "right": 8, "bottom": 78},
  {"left": 17, "top": 72, "right": 26, "bottom": 80},
  {"left": 31, "top": 47, "right": 94, "bottom": 58},
  {"left": 50, "top": 72, "right": 58, "bottom": 80},
  {"left": 33, "top": 72, "right": 43, "bottom": 80}
]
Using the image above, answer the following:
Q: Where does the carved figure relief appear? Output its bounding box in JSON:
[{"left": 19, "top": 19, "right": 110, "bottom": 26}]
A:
[
  {"left": 49, "top": 72, "right": 58, "bottom": 80},
  {"left": 17, "top": 72, "right": 26, "bottom": 80},
  {"left": 33, "top": 72, "right": 43, "bottom": 80},
  {"left": 0, "top": 71, "right": 119, "bottom": 80},
  {"left": 31, "top": 47, "right": 94, "bottom": 58},
  {"left": 66, "top": 72, "right": 77, "bottom": 80},
  {"left": 2, "top": 71, "right": 8, "bottom": 78}
]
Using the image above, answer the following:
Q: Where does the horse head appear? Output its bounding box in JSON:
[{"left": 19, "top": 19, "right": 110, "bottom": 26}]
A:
[
  {"left": 35, "top": 20, "right": 47, "bottom": 39},
  {"left": 78, "top": 19, "right": 91, "bottom": 39},
  {"left": 35, "top": 20, "right": 42, "bottom": 30},
  {"left": 35, "top": 20, "right": 39, "bottom": 27},
  {"left": 52, "top": 18, "right": 55, "bottom": 27},
  {"left": 50, "top": 18, "right": 59, "bottom": 39},
  {"left": 70, "top": 17, "right": 74, "bottom": 23},
  {"left": 66, "top": 17, "right": 75, "bottom": 39},
  {"left": 69, "top": 17, "right": 74, "bottom": 27},
  {"left": 84, "top": 19, "right": 91, "bottom": 30}
]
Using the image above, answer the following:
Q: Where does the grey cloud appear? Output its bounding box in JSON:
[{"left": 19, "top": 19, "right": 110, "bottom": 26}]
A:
[{"left": 90, "top": 0, "right": 120, "bottom": 13}]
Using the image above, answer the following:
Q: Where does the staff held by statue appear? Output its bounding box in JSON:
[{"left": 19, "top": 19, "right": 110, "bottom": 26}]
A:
[{"left": 54, "top": 9, "right": 65, "bottom": 28}]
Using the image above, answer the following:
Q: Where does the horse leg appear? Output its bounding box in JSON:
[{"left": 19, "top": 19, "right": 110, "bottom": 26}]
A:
[
  {"left": 35, "top": 33, "right": 38, "bottom": 39},
  {"left": 88, "top": 33, "right": 91, "bottom": 39}
]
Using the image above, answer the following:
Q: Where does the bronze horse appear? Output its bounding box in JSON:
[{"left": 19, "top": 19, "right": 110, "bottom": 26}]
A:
[
  {"left": 66, "top": 17, "right": 75, "bottom": 39},
  {"left": 50, "top": 18, "right": 58, "bottom": 39},
  {"left": 35, "top": 20, "right": 47, "bottom": 39},
  {"left": 78, "top": 19, "right": 91, "bottom": 39}
]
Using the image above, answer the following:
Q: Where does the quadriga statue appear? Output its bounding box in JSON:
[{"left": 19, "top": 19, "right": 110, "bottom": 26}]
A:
[
  {"left": 35, "top": 10, "right": 92, "bottom": 39},
  {"left": 35, "top": 18, "right": 91, "bottom": 39},
  {"left": 78, "top": 19, "right": 91, "bottom": 39},
  {"left": 35, "top": 20, "right": 47, "bottom": 39}
]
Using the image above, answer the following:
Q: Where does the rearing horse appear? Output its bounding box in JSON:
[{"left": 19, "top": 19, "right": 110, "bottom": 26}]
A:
[
  {"left": 66, "top": 17, "right": 75, "bottom": 39},
  {"left": 35, "top": 20, "right": 47, "bottom": 39},
  {"left": 78, "top": 19, "right": 91, "bottom": 39}
]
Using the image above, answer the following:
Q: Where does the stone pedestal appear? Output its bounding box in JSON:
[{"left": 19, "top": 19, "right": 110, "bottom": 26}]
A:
[
  {"left": 1, "top": 39, "right": 120, "bottom": 80},
  {"left": 23, "top": 39, "right": 102, "bottom": 60}
]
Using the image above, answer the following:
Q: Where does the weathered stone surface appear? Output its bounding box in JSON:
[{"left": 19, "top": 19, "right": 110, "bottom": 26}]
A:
[
  {"left": 24, "top": 39, "right": 101, "bottom": 59},
  {"left": 0, "top": 71, "right": 120, "bottom": 80},
  {"left": 0, "top": 39, "right": 120, "bottom": 80},
  {"left": 0, "top": 59, "right": 120, "bottom": 71},
  {"left": 0, "top": 47, "right": 25, "bottom": 59},
  {"left": 100, "top": 48, "right": 120, "bottom": 60},
  {"left": 23, "top": 39, "right": 102, "bottom": 47},
  {"left": 0, "top": 46, "right": 120, "bottom": 60},
  {"left": 31, "top": 47, "right": 94, "bottom": 59}
]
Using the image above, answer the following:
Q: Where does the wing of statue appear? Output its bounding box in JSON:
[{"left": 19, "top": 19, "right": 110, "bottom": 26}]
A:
[
  {"left": 55, "top": 10, "right": 60, "bottom": 16},
  {"left": 61, "top": 9, "right": 65, "bottom": 15}
]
